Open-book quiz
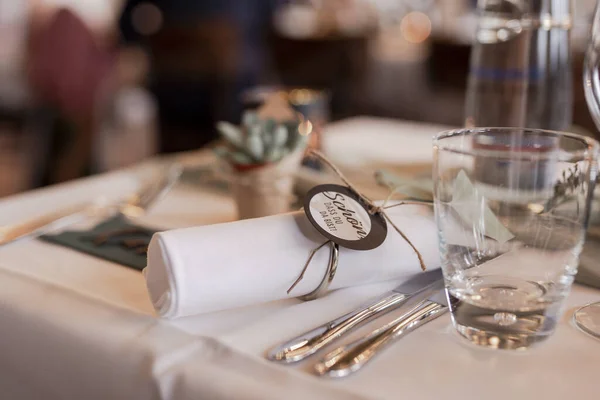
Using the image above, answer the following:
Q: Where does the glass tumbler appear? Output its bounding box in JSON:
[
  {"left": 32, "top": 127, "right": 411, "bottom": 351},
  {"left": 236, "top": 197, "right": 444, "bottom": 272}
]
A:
[{"left": 433, "top": 127, "right": 599, "bottom": 350}]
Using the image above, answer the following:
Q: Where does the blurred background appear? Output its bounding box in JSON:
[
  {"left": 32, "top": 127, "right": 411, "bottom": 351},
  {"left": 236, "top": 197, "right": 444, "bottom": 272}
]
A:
[{"left": 0, "top": 0, "right": 598, "bottom": 198}]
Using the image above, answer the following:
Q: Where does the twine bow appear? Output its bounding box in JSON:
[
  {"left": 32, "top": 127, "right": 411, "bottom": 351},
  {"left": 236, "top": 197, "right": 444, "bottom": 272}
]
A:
[{"left": 287, "top": 149, "right": 430, "bottom": 295}]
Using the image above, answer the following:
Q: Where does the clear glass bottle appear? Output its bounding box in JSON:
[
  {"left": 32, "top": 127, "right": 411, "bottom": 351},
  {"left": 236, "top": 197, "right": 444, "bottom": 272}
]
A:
[{"left": 465, "top": 0, "right": 572, "bottom": 131}]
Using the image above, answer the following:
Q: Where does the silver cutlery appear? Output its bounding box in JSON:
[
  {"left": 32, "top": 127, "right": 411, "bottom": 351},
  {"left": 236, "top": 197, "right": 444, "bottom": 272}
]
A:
[
  {"left": 314, "top": 286, "right": 449, "bottom": 378},
  {"left": 0, "top": 202, "right": 92, "bottom": 246},
  {"left": 118, "top": 163, "right": 182, "bottom": 218},
  {"left": 0, "top": 163, "right": 182, "bottom": 246},
  {"left": 266, "top": 269, "right": 443, "bottom": 363}
]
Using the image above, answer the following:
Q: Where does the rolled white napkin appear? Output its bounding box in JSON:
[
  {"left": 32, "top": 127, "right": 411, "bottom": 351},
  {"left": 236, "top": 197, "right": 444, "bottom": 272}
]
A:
[{"left": 144, "top": 205, "right": 440, "bottom": 318}]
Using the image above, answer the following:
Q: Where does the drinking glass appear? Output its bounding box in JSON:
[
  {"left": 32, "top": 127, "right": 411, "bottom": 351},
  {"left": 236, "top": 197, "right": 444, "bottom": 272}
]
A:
[
  {"left": 575, "top": 1, "right": 600, "bottom": 339},
  {"left": 433, "top": 127, "right": 599, "bottom": 349}
]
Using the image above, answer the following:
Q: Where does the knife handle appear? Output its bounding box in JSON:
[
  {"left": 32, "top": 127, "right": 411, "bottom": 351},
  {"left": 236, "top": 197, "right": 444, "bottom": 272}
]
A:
[
  {"left": 0, "top": 204, "right": 92, "bottom": 245},
  {"left": 314, "top": 300, "right": 447, "bottom": 378},
  {"left": 266, "top": 292, "right": 408, "bottom": 363}
]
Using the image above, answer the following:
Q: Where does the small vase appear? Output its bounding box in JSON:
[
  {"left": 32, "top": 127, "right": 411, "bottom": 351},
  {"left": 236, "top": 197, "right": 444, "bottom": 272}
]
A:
[{"left": 231, "top": 151, "right": 303, "bottom": 219}]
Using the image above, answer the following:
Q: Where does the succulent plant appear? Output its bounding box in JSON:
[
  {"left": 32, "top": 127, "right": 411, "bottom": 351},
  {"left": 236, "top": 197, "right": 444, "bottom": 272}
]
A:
[{"left": 215, "top": 110, "right": 309, "bottom": 166}]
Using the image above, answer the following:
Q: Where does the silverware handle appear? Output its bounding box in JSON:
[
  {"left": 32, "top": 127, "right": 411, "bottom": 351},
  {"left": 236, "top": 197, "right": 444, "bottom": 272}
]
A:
[
  {"left": 120, "top": 163, "right": 182, "bottom": 218},
  {"left": 138, "top": 164, "right": 182, "bottom": 210},
  {"left": 315, "top": 301, "right": 447, "bottom": 378},
  {"left": 266, "top": 292, "right": 408, "bottom": 363},
  {"left": 0, "top": 205, "right": 91, "bottom": 245}
]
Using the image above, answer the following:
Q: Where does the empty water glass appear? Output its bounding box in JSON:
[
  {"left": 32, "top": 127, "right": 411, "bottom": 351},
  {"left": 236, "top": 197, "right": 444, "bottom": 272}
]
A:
[{"left": 433, "top": 127, "right": 599, "bottom": 350}]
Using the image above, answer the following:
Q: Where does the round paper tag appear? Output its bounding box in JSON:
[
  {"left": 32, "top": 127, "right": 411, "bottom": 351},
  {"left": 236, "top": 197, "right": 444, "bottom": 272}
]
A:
[{"left": 304, "top": 184, "right": 387, "bottom": 251}]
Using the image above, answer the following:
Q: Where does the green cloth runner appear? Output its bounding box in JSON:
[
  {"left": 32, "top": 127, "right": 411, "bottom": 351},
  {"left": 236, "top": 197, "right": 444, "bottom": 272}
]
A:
[{"left": 41, "top": 215, "right": 158, "bottom": 271}]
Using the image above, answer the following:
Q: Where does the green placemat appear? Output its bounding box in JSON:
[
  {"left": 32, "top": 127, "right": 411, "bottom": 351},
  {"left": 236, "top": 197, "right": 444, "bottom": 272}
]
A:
[
  {"left": 577, "top": 236, "right": 600, "bottom": 290},
  {"left": 41, "top": 215, "right": 158, "bottom": 271}
]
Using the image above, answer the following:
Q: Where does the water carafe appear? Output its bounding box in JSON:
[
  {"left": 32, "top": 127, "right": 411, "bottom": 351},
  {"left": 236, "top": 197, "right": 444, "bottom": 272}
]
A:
[{"left": 465, "top": 0, "right": 572, "bottom": 130}]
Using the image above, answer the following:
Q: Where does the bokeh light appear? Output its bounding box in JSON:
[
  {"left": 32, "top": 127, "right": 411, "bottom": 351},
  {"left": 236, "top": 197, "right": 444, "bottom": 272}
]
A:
[{"left": 400, "top": 11, "right": 432, "bottom": 44}]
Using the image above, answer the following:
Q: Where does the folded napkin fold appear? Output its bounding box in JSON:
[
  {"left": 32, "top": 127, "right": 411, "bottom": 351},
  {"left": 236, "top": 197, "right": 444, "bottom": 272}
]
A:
[{"left": 144, "top": 205, "right": 440, "bottom": 318}]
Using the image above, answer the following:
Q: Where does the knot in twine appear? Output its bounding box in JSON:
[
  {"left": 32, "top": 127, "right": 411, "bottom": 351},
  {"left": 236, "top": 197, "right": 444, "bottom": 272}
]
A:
[{"left": 287, "top": 149, "right": 428, "bottom": 295}]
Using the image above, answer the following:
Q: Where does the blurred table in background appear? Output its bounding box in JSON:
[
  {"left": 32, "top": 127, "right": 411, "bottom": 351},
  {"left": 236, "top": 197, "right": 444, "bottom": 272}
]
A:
[{"left": 1, "top": 0, "right": 599, "bottom": 202}]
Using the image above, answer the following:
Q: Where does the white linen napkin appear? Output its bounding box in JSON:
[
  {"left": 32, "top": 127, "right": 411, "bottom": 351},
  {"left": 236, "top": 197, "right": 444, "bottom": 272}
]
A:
[{"left": 144, "top": 205, "right": 440, "bottom": 318}]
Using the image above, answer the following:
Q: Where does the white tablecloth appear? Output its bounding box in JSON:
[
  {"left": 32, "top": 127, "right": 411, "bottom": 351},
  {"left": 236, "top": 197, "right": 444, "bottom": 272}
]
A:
[{"left": 1, "top": 117, "right": 599, "bottom": 400}]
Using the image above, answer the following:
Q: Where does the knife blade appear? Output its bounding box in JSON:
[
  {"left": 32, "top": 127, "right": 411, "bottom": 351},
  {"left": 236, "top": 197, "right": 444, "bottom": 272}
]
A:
[
  {"left": 314, "top": 287, "right": 449, "bottom": 378},
  {"left": 266, "top": 268, "right": 443, "bottom": 363}
]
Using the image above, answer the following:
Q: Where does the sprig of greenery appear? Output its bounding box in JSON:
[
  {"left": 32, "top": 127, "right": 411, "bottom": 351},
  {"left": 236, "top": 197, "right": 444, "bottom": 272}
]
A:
[
  {"left": 544, "top": 164, "right": 585, "bottom": 213},
  {"left": 540, "top": 163, "right": 592, "bottom": 219},
  {"left": 374, "top": 169, "right": 434, "bottom": 201}
]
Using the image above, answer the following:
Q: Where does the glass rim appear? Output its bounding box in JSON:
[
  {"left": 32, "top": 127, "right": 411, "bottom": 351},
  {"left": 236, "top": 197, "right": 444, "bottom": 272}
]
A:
[{"left": 433, "top": 127, "right": 600, "bottom": 161}]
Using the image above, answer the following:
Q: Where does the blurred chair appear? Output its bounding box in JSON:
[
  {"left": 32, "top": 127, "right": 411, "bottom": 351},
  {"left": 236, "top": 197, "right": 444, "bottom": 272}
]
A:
[
  {"left": 27, "top": 8, "right": 114, "bottom": 183},
  {"left": 27, "top": 7, "right": 159, "bottom": 182}
]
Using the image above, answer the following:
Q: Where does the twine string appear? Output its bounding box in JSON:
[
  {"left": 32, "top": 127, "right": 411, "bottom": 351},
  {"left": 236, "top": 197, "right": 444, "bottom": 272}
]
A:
[
  {"left": 287, "top": 240, "right": 331, "bottom": 294},
  {"left": 309, "top": 149, "right": 376, "bottom": 208},
  {"left": 287, "top": 150, "right": 430, "bottom": 295},
  {"left": 309, "top": 149, "right": 426, "bottom": 271}
]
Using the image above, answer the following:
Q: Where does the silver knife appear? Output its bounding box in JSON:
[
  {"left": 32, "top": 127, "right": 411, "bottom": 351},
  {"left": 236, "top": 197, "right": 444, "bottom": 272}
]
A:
[
  {"left": 314, "top": 286, "right": 449, "bottom": 378},
  {"left": 0, "top": 203, "right": 92, "bottom": 246},
  {"left": 266, "top": 268, "right": 443, "bottom": 363},
  {"left": 0, "top": 163, "right": 182, "bottom": 246}
]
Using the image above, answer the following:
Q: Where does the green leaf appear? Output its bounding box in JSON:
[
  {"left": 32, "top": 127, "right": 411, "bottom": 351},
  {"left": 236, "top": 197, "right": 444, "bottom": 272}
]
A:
[
  {"left": 246, "top": 134, "right": 265, "bottom": 161},
  {"left": 262, "top": 125, "right": 274, "bottom": 147},
  {"left": 273, "top": 125, "right": 288, "bottom": 148},
  {"left": 216, "top": 122, "right": 244, "bottom": 148},
  {"left": 263, "top": 119, "right": 276, "bottom": 135},
  {"left": 375, "top": 169, "right": 434, "bottom": 201},
  {"left": 247, "top": 123, "right": 261, "bottom": 137},
  {"left": 242, "top": 111, "right": 258, "bottom": 127},
  {"left": 449, "top": 170, "right": 515, "bottom": 244},
  {"left": 263, "top": 125, "right": 283, "bottom": 161},
  {"left": 284, "top": 121, "right": 301, "bottom": 148}
]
